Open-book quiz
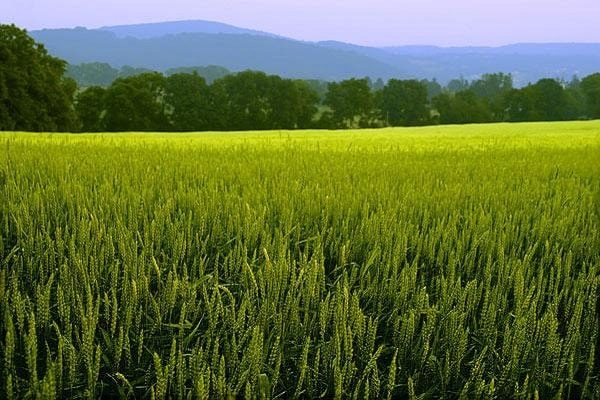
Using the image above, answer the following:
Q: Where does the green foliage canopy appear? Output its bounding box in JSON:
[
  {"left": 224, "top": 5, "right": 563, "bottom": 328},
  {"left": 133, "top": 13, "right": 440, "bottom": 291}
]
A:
[
  {"left": 377, "top": 79, "right": 429, "bottom": 126},
  {"left": 0, "top": 24, "right": 77, "bottom": 131},
  {"left": 580, "top": 73, "right": 600, "bottom": 119},
  {"left": 324, "top": 78, "right": 374, "bottom": 128}
]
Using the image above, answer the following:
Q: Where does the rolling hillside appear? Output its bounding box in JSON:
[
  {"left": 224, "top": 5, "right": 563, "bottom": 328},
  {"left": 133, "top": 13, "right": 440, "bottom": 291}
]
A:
[
  {"left": 31, "top": 27, "right": 404, "bottom": 81},
  {"left": 31, "top": 21, "right": 600, "bottom": 84},
  {"left": 99, "top": 19, "right": 280, "bottom": 39}
]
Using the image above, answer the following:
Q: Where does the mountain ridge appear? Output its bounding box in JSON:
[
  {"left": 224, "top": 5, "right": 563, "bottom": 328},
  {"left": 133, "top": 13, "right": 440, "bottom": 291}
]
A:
[
  {"left": 99, "top": 20, "right": 283, "bottom": 39},
  {"left": 30, "top": 20, "right": 600, "bottom": 85},
  {"left": 31, "top": 28, "right": 405, "bottom": 81}
]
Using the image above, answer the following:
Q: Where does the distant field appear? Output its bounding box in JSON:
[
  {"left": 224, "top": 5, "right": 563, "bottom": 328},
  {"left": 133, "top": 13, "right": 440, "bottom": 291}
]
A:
[{"left": 1, "top": 121, "right": 599, "bottom": 399}]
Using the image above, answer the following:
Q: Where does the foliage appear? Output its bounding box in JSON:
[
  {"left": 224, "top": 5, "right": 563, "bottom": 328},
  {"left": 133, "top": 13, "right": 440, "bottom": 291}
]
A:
[
  {"left": 303, "top": 79, "right": 330, "bottom": 102},
  {"left": 66, "top": 62, "right": 121, "bottom": 87},
  {"left": 505, "top": 79, "right": 569, "bottom": 122},
  {"left": 102, "top": 73, "right": 170, "bottom": 132},
  {"left": 75, "top": 86, "right": 107, "bottom": 132},
  {"left": 504, "top": 88, "right": 533, "bottom": 122},
  {"left": 324, "top": 78, "right": 375, "bottom": 128},
  {"left": 469, "top": 73, "right": 513, "bottom": 120},
  {"left": 0, "top": 24, "right": 77, "bottom": 131},
  {"left": 68, "top": 70, "right": 600, "bottom": 132},
  {"left": 469, "top": 73, "right": 513, "bottom": 99},
  {"left": 211, "top": 71, "right": 318, "bottom": 130},
  {"left": 421, "top": 79, "right": 443, "bottom": 100},
  {"left": 526, "top": 78, "right": 570, "bottom": 121},
  {"left": 377, "top": 79, "right": 429, "bottom": 126},
  {"left": 164, "top": 73, "right": 212, "bottom": 132},
  {"left": 66, "top": 62, "right": 160, "bottom": 90},
  {"left": 446, "top": 77, "right": 469, "bottom": 93},
  {"left": 580, "top": 73, "right": 600, "bottom": 119},
  {"left": 165, "top": 65, "right": 231, "bottom": 85},
  {"left": 0, "top": 122, "right": 598, "bottom": 398},
  {"left": 432, "top": 90, "right": 492, "bottom": 124}
]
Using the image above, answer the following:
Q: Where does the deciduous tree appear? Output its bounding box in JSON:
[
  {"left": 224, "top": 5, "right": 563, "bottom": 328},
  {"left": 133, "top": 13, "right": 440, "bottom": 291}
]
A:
[
  {"left": 103, "top": 73, "right": 168, "bottom": 131},
  {"left": 324, "top": 78, "right": 374, "bottom": 128},
  {"left": 75, "top": 86, "right": 107, "bottom": 132},
  {"left": 0, "top": 24, "right": 77, "bottom": 131},
  {"left": 378, "top": 79, "right": 429, "bottom": 126},
  {"left": 165, "top": 73, "right": 212, "bottom": 131},
  {"left": 580, "top": 73, "right": 600, "bottom": 119}
]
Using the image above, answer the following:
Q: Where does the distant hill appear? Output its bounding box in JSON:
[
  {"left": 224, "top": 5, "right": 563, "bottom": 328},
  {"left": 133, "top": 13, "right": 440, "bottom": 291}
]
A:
[
  {"left": 320, "top": 42, "right": 600, "bottom": 85},
  {"left": 99, "top": 20, "right": 280, "bottom": 39},
  {"left": 31, "top": 28, "right": 404, "bottom": 81},
  {"left": 383, "top": 43, "right": 600, "bottom": 56},
  {"left": 30, "top": 21, "right": 600, "bottom": 85}
]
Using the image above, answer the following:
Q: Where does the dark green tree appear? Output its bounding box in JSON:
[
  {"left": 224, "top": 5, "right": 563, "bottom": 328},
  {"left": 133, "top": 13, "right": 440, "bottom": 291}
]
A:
[
  {"left": 292, "top": 80, "right": 320, "bottom": 128},
  {"left": 527, "top": 78, "right": 568, "bottom": 121},
  {"left": 504, "top": 88, "right": 534, "bottom": 122},
  {"left": 580, "top": 73, "right": 600, "bottom": 119},
  {"left": 264, "top": 76, "right": 297, "bottom": 129},
  {"left": 564, "top": 82, "right": 586, "bottom": 120},
  {"left": 504, "top": 78, "right": 569, "bottom": 122},
  {"left": 324, "top": 78, "right": 374, "bottom": 128},
  {"left": 211, "top": 71, "right": 273, "bottom": 130},
  {"left": 433, "top": 90, "right": 492, "bottom": 124},
  {"left": 211, "top": 71, "right": 319, "bottom": 131},
  {"left": 207, "top": 79, "right": 230, "bottom": 130},
  {"left": 469, "top": 73, "right": 513, "bottom": 120},
  {"left": 0, "top": 24, "right": 77, "bottom": 131},
  {"left": 165, "top": 73, "right": 212, "bottom": 131},
  {"left": 269, "top": 79, "right": 319, "bottom": 129},
  {"left": 75, "top": 86, "right": 107, "bottom": 132},
  {"left": 378, "top": 79, "right": 429, "bottom": 126},
  {"left": 103, "top": 72, "right": 168, "bottom": 131}
]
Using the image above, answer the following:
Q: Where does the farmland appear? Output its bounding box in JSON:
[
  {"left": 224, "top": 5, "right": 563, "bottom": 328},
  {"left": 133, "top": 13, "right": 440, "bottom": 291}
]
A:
[{"left": 0, "top": 121, "right": 599, "bottom": 399}]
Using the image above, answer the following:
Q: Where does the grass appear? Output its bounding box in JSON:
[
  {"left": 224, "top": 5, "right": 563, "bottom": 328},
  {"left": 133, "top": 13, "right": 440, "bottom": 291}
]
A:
[{"left": 0, "top": 121, "right": 599, "bottom": 399}]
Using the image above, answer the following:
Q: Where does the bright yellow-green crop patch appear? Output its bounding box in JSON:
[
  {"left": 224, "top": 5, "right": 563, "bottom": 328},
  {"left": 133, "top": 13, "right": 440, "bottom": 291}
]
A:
[
  {"left": 0, "top": 121, "right": 599, "bottom": 399},
  {"left": 6, "top": 120, "right": 600, "bottom": 150}
]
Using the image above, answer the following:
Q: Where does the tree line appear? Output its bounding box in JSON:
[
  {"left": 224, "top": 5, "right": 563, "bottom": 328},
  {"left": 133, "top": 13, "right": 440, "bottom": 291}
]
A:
[
  {"left": 73, "top": 71, "right": 600, "bottom": 132},
  {"left": 2, "top": 24, "right": 600, "bottom": 132}
]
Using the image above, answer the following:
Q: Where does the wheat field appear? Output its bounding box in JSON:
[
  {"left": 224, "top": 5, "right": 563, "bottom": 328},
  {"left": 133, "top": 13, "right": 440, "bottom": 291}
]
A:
[{"left": 0, "top": 121, "right": 599, "bottom": 399}]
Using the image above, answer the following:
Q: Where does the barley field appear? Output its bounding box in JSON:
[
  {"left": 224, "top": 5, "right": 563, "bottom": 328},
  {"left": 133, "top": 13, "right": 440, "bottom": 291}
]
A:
[{"left": 0, "top": 121, "right": 599, "bottom": 399}]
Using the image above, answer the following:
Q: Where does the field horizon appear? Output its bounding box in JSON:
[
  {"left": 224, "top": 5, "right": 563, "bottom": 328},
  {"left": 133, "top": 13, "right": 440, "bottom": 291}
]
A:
[{"left": 5, "top": 118, "right": 600, "bottom": 137}]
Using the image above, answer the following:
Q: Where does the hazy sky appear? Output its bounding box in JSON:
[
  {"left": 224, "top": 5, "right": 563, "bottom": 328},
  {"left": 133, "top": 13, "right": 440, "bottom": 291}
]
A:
[{"left": 4, "top": 0, "right": 600, "bottom": 46}]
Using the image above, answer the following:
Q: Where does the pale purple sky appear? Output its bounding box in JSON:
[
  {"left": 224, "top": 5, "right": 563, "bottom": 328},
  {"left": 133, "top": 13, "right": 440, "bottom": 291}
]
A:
[{"left": 3, "top": 0, "right": 600, "bottom": 46}]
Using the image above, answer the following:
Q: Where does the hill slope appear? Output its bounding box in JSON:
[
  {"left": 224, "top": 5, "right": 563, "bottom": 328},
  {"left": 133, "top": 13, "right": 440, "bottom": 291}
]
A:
[
  {"left": 321, "top": 41, "right": 600, "bottom": 84},
  {"left": 30, "top": 21, "right": 600, "bottom": 84},
  {"left": 31, "top": 28, "right": 404, "bottom": 81},
  {"left": 99, "top": 20, "right": 280, "bottom": 39}
]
